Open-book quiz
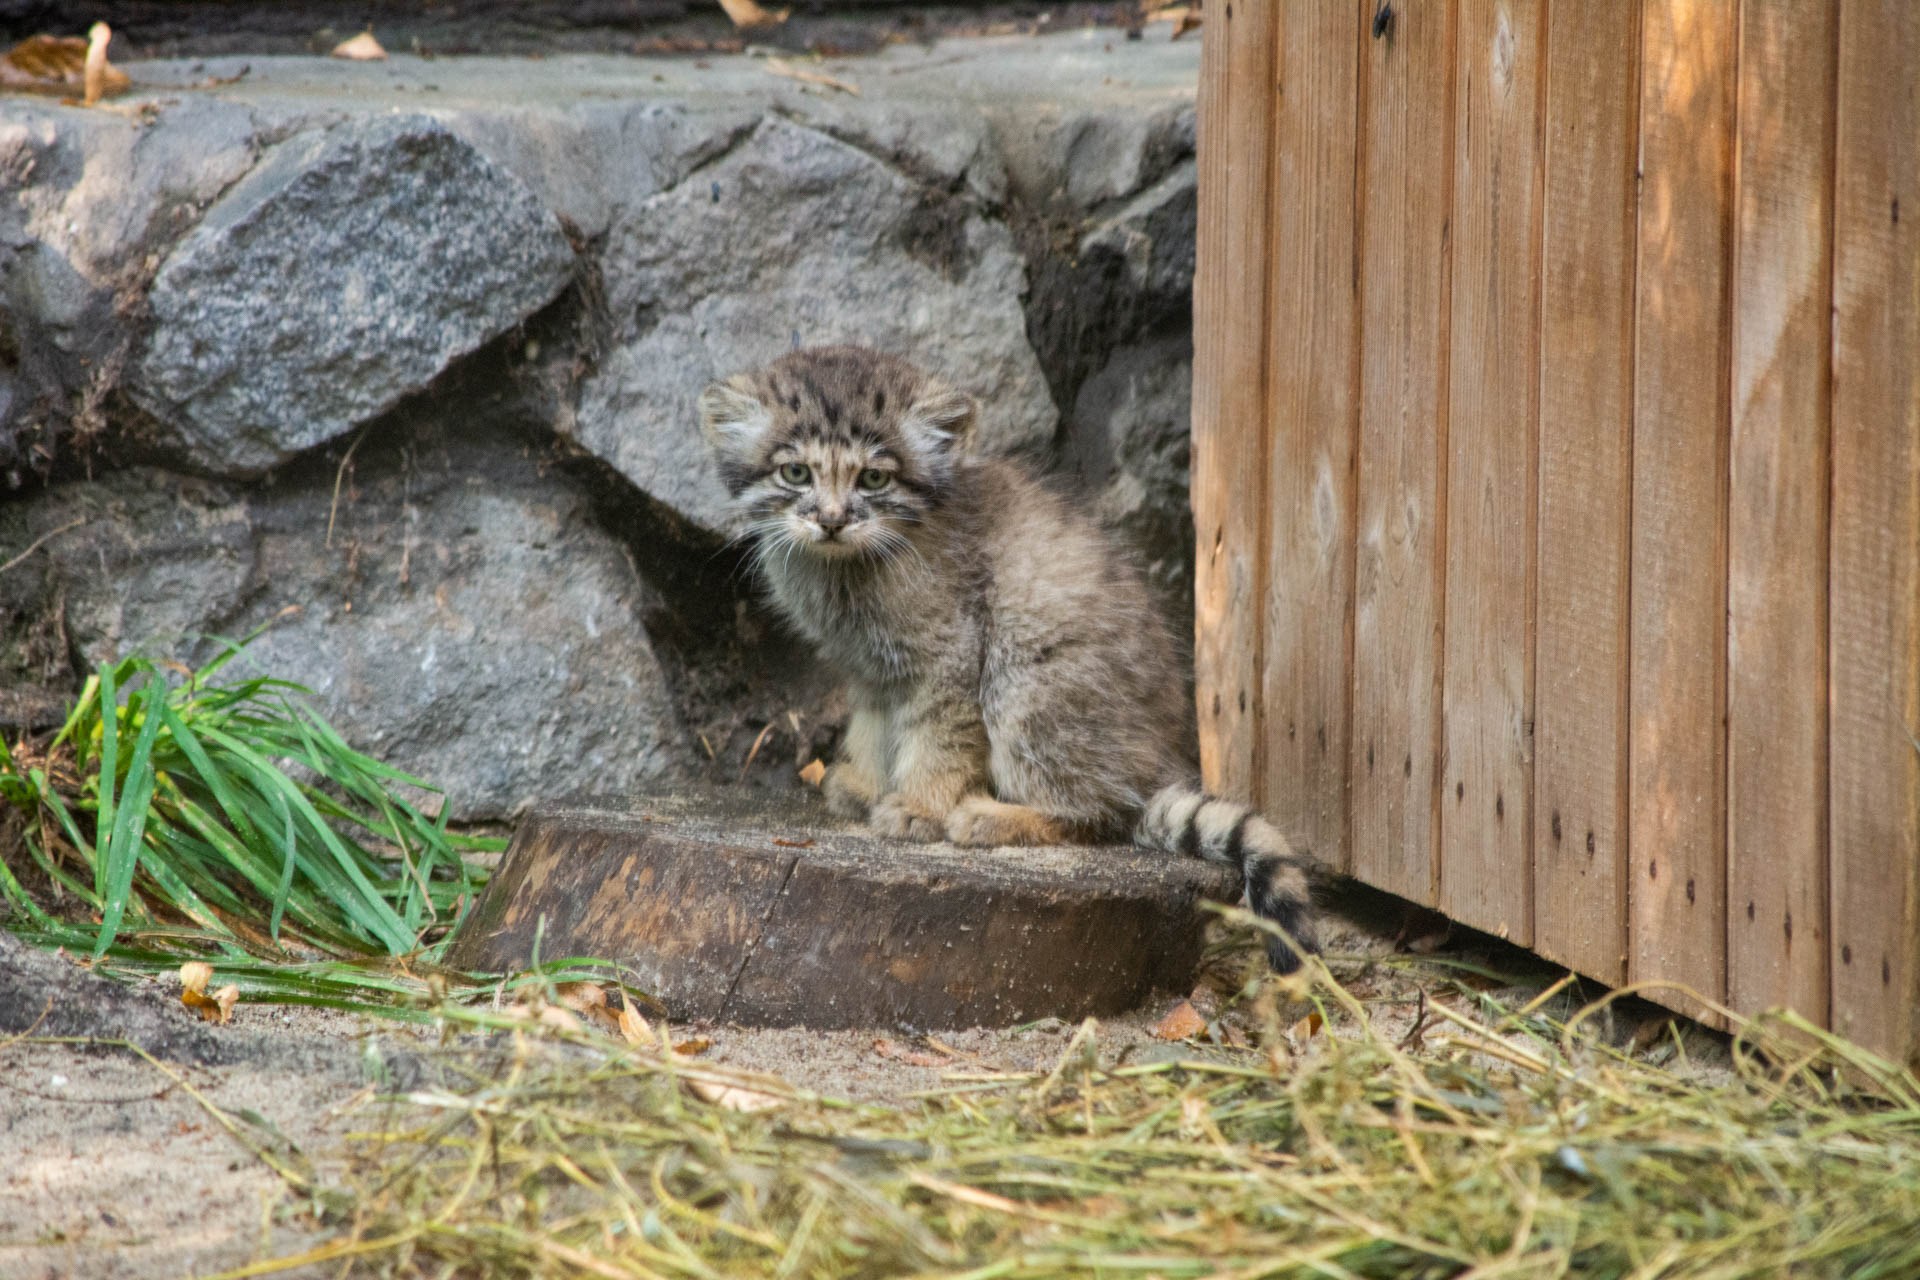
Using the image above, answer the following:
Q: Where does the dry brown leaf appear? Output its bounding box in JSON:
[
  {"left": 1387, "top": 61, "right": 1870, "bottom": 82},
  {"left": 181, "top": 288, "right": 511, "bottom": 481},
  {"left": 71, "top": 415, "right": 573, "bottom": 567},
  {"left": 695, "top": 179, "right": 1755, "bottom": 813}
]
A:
[
  {"left": 617, "top": 1004, "right": 652, "bottom": 1046},
  {"left": 331, "top": 32, "right": 387, "bottom": 61},
  {"left": 764, "top": 57, "right": 860, "bottom": 97},
  {"left": 688, "top": 1079, "right": 785, "bottom": 1112},
  {"left": 81, "top": 23, "right": 111, "bottom": 105},
  {"left": 672, "top": 1037, "right": 713, "bottom": 1056},
  {"left": 1152, "top": 999, "right": 1208, "bottom": 1041},
  {"left": 179, "top": 964, "right": 238, "bottom": 1023},
  {"left": 772, "top": 836, "right": 815, "bottom": 849},
  {"left": 555, "top": 982, "right": 606, "bottom": 1013},
  {"left": 1288, "top": 1010, "right": 1324, "bottom": 1042},
  {"left": 716, "top": 0, "right": 790, "bottom": 29},
  {"left": 798, "top": 758, "right": 827, "bottom": 787},
  {"left": 537, "top": 1005, "right": 585, "bottom": 1034},
  {"left": 872, "top": 1037, "right": 947, "bottom": 1068},
  {"left": 1, "top": 29, "right": 129, "bottom": 100}
]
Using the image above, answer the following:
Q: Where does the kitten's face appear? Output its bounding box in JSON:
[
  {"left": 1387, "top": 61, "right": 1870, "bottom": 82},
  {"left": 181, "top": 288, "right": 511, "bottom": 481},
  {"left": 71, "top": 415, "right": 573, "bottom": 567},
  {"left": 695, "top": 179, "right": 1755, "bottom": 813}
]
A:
[{"left": 699, "top": 347, "right": 975, "bottom": 567}]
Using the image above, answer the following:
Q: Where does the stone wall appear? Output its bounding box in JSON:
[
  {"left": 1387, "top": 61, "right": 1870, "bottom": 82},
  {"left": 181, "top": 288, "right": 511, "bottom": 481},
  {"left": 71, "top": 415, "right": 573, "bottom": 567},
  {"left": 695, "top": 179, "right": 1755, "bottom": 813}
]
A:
[{"left": 0, "top": 30, "right": 1200, "bottom": 820}]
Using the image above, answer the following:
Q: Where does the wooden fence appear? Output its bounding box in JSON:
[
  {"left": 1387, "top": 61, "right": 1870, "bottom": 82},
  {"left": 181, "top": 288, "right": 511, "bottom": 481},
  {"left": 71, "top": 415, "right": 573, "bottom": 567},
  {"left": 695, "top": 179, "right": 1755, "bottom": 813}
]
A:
[{"left": 1190, "top": 0, "right": 1919, "bottom": 1064}]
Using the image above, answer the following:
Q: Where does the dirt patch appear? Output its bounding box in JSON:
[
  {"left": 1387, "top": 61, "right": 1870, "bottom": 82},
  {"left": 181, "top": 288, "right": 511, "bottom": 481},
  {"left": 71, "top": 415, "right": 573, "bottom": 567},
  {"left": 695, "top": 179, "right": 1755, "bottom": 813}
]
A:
[
  {"left": 0, "top": 1004, "right": 412, "bottom": 1279},
  {"left": 0, "top": 886, "right": 1735, "bottom": 1277}
]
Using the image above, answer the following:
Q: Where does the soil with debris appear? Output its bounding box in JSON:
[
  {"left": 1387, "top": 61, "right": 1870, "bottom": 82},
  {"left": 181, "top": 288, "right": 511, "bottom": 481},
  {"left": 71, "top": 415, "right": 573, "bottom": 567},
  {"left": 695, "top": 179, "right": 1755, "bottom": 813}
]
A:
[
  {"left": 3, "top": 1, "right": 1161, "bottom": 60},
  {"left": 0, "top": 890, "right": 1735, "bottom": 1278}
]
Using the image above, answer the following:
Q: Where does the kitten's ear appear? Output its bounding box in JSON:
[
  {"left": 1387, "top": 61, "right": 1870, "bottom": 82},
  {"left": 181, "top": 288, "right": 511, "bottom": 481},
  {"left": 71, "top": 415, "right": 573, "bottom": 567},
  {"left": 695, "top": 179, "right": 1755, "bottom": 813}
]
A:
[
  {"left": 901, "top": 381, "right": 977, "bottom": 456},
  {"left": 698, "top": 377, "right": 770, "bottom": 459}
]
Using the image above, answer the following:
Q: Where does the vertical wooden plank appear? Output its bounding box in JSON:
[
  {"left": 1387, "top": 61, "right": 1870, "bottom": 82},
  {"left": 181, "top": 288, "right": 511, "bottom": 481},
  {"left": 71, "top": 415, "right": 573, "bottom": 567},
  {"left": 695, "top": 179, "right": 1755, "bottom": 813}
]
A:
[
  {"left": 1262, "top": 0, "right": 1361, "bottom": 871},
  {"left": 1350, "top": 0, "right": 1454, "bottom": 903},
  {"left": 1725, "top": 0, "right": 1835, "bottom": 1027},
  {"left": 1533, "top": 0, "right": 1640, "bottom": 985},
  {"left": 1191, "top": 0, "right": 1276, "bottom": 805},
  {"left": 1438, "top": 0, "right": 1544, "bottom": 943},
  {"left": 1629, "top": 0, "right": 1736, "bottom": 1020},
  {"left": 1829, "top": 0, "right": 1920, "bottom": 1065}
]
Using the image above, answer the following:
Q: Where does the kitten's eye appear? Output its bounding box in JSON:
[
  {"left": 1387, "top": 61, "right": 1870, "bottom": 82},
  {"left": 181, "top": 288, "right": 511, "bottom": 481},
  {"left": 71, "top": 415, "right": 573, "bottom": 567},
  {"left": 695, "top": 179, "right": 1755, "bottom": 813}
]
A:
[
  {"left": 777, "top": 462, "right": 811, "bottom": 486},
  {"left": 856, "top": 468, "right": 892, "bottom": 492}
]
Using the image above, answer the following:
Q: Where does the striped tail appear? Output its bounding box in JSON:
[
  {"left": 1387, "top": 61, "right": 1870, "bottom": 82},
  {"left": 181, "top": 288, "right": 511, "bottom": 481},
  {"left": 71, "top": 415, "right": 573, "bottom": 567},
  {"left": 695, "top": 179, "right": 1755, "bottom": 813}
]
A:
[{"left": 1134, "top": 785, "right": 1318, "bottom": 974}]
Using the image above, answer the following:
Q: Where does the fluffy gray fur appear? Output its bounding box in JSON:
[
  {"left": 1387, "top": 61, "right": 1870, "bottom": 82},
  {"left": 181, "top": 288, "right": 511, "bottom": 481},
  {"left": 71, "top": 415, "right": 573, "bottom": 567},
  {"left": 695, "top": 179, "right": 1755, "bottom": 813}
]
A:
[{"left": 700, "top": 345, "right": 1317, "bottom": 971}]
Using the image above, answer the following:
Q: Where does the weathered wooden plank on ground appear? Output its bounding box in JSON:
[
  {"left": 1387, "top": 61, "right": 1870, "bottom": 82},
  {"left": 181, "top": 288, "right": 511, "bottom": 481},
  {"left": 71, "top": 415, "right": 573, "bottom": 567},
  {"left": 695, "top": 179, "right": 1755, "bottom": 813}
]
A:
[
  {"left": 1532, "top": 0, "right": 1640, "bottom": 986},
  {"left": 1437, "top": 0, "right": 1543, "bottom": 944},
  {"left": 1350, "top": 0, "right": 1454, "bottom": 905},
  {"left": 1725, "top": 0, "right": 1835, "bottom": 1026},
  {"left": 1628, "top": 0, "right": 1736, "bottom": 1022},
  {"left": 445, "top": 789, "right": 1242, "bottom": 1030},
  {"left": 1191, "top": 0, "right": 1276, "bottom": 806},
  {"left": 1261, "top": 0, "right": 1360, "bottom": 873},
  {"left": 1828, "top": 0, "right": 1920, "bottom": 1064}
]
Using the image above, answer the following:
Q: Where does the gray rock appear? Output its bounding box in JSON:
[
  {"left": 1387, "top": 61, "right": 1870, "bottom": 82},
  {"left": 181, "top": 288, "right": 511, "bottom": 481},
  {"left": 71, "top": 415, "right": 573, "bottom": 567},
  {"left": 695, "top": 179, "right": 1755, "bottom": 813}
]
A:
[
  {"left": 572, "top": 115, "right": 1056, "bottom": 533},
  {"left": 130, "top": 115, "right": 576, "bottom": 475},
  {"left": 22, "top": 427, "right": 683, "bottom": 821},
  {"left": 1081, "top": 158, "right": 1197, "bottom": 312},
  {"left": 0, "top": 96, "right": 261, "bottom": 486},
  {"left": 1064, "top": 334, "right": 1195, "bottom": 634}
]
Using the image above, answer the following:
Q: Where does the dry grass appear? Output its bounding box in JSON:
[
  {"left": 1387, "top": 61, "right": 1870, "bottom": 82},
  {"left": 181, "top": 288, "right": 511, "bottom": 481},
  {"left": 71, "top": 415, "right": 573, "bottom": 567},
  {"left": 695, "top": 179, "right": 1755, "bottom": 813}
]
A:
[{"left": 219, "top": 923, "right": 1920, "bottom": 1280}]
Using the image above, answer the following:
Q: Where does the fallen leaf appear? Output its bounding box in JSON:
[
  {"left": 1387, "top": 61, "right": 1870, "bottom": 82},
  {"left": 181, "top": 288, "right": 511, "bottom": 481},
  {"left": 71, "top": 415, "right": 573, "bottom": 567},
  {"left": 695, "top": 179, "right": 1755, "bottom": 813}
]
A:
[
  {"left": 672, "top": 1037, "right": 713, "bottom": 1056},
  {"left": 81, "top": 23, "right": 112, "bottom": 106},
  {"left": 872, "top": 1037, "right": 947, "bottom": 1068},
  {"left": 180, "top": 961, "right": 214, "bottom": 994},
  {"left": 765, "top": 57, "right": 860, "bottom": 97},
  {"left": 1, "top": 29, "right": 129, "bottom": 100},
  {"left": 556, "top": 981, "right": 606, "bottom": 1013},
  {"left": 537, "top": 1005, "right": 585, "bottom": 1034},
  {"left": 331, "top": 31, "right": 387, "bottom": 61},
  {"left": 617, "top": 1004, "right": 652, "bottom": 1046},
  {"left": 1152, "top": 999, "right": 1208, "bottom": 1042},
  {"left": 179, "top": 964, "right": 238, "bottom": 1023},
  {"left": 798, "top": 758, "right": 827, "bottom": 787},
  {"left": 689, "top": 1079, "right": 785, "bottom": 1112},
  {"left": 772, "top": 836, "right": 815, "bottom": 849},
  {"left": 1288, "top": 1010, "right": 1324, "bottom": 1042},
  {"left": 716, "top": 0, "right": 790, "bottom": 29}
]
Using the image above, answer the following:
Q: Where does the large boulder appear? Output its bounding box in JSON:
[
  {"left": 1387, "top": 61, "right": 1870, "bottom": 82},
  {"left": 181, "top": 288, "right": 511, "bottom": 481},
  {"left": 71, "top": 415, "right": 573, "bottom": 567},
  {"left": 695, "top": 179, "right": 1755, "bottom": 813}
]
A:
[
  {"left": 4, "top": 422, "right": 684, "bottom": 821},
  {"left": 129, "top": 115, "right": 577, "bottom": 475},
  {"left": 571, "top": 115, "right": 1056, "bottom": 533}
]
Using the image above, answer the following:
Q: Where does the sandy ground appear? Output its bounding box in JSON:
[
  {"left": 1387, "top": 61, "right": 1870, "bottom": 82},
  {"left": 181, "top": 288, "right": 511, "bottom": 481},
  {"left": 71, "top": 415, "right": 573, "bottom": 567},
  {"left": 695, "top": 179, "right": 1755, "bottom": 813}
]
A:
[{"left": 0, "top": 898, "right": 1733, "bottom": 1280}]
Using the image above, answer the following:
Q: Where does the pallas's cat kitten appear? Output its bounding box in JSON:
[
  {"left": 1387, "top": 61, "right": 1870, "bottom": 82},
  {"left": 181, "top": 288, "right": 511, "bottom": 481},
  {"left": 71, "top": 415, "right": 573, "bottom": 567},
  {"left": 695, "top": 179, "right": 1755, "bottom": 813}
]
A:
[{"left": 701, "top": 346, "right": 1318, "bottom": 970}]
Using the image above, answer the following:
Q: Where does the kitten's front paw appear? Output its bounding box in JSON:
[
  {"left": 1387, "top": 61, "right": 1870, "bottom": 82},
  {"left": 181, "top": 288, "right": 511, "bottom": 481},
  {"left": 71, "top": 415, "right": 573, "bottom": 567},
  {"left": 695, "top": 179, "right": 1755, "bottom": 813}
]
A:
[
  {"left": 822, "top": 764, "right": 876, "bottom": 819},
  {"left": 870, "top": 793, "right": 947, "bottom": 842}
]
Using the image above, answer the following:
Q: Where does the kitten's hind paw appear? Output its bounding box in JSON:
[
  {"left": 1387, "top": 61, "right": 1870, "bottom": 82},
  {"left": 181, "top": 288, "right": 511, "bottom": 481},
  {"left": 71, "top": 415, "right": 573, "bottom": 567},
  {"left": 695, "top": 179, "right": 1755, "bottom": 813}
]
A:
[
  {"left": 870, "top": 793, "right": 947, "bottom": 842},
  {"left": 945, "top": 796, "right": 1065, "bottom": 847}
]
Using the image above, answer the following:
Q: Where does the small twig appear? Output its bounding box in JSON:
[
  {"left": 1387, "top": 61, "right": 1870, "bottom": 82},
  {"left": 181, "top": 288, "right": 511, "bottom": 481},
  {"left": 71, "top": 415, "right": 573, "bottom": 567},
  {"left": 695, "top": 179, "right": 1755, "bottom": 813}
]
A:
[
  {"left": 0, "top": 517, "right": 87, "bottom": 576},
  {"left": 737, "top": 720, "right": 777, "bottom": 782},
  {"left": 326, "top": 424, "right": 374, "bottom": 549},
  {"left": 764, "top": 57, "right": 860, "bottom": 96}
]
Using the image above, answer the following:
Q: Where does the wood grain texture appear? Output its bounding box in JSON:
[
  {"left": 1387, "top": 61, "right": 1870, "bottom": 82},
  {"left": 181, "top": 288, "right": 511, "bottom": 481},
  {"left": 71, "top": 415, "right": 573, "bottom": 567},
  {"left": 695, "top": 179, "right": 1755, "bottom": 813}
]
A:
[
  {"left": 1829, "top": 0, "right": 1920, "bottom": 1065},
  {"left": 1260, "top": 0, "right": 1362, "bottom": 871},
  {"left": 1437, "top": 0, "right": 1543, "bottom": 943},
  {"left": 447, "top": 790, "right": 1241, "bottom": 1029},
  {"left": 1531, "top": 0, "right": 1641, "bottom": 986},
  {"left": 1629, "top": 0, "right": 1736, "bottom": 1021},
  {"left": 1349, "top": 0, "right": 1455, "bottom": 904},
  {"left": 1724, "top": 0, "right": 1835, "bottom": 1026},
  {"left": 1191, "top": 0, "right": 1275, "bottom": 804}
]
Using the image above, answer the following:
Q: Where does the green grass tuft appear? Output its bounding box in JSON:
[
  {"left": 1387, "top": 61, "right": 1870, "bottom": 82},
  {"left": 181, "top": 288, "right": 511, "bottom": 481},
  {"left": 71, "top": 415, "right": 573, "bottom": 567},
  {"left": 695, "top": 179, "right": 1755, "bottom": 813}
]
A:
[{"left": 0, "top": 636, "right": 506, "bottom": 1007}]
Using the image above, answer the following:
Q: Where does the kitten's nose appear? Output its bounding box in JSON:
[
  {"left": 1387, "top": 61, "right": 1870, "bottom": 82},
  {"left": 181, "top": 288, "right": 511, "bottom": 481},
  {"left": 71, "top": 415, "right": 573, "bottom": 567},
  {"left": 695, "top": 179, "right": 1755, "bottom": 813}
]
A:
[{"left": 816, "top": 509, "right": 848, "bottom": 535}]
